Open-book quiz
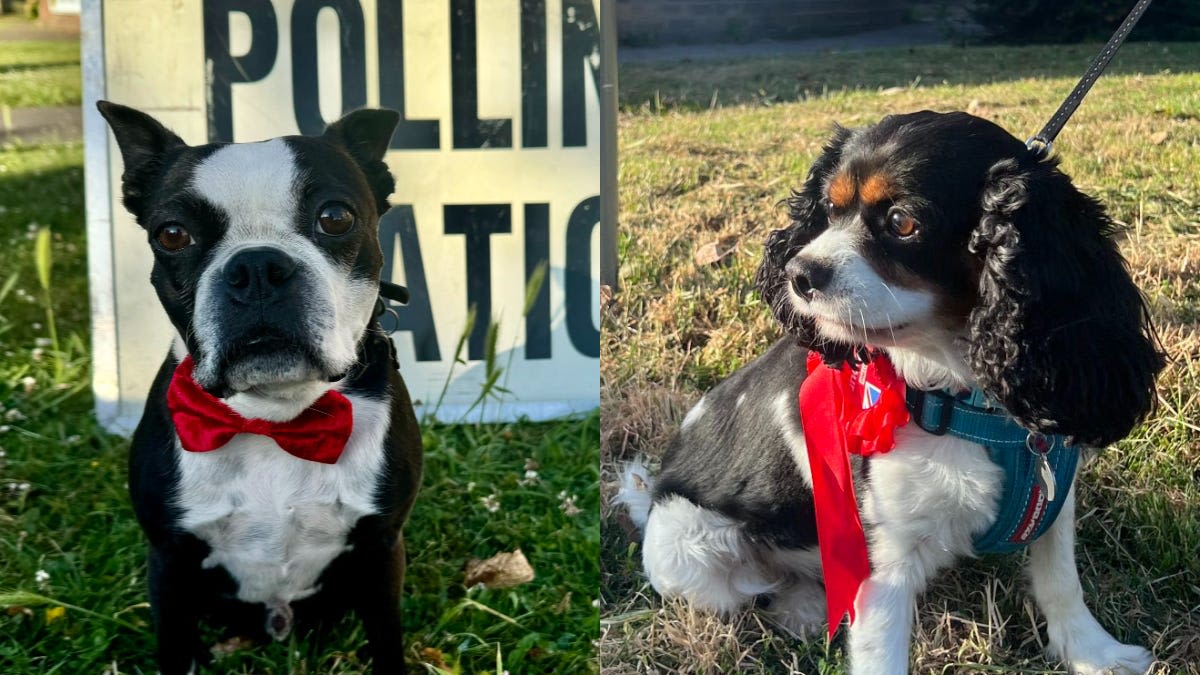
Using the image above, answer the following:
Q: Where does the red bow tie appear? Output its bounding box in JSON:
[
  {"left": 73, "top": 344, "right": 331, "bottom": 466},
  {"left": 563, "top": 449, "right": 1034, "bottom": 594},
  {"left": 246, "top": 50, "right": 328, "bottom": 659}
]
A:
[
  {"left": 798, "top": 350, "right": 910, "bottom": 637},
  {"left": 166, "top": 356, "right": 354, "bottom": 464}
]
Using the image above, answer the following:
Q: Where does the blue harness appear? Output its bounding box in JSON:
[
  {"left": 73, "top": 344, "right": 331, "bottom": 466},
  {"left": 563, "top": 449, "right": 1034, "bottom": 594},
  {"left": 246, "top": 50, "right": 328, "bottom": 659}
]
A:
[{"left": 904, "top": 388, "right": 1080, "bottom": 554}]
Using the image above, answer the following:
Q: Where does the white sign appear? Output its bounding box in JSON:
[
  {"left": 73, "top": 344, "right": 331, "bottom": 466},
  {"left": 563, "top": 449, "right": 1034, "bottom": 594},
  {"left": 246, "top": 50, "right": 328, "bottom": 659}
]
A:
[{"left": 83, "top": 0, "right": 601, "bottom": 432}]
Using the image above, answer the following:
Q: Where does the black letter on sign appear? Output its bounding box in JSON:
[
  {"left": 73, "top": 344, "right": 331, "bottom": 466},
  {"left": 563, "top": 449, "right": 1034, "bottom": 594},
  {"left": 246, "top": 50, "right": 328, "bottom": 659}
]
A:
[
  {"left": 291, "top": 0, "right": 367, "bottom": 136},
  {"left": 561, "top": 0, "right": 599, "bottom": 147},
  {"left": 524, "top": 203, "right": 550, "bottom": 359},
  {"left": 379, "top": 207, "right": 441, "bottom": 362},
  {"left": 520, "top": 0, "right": 547, "bottom": 148},
  {"left": 377, "top": 1, "right": 440, "bottom": 149},
  {"left": 565, "top": 196, "right": 599, "bottom": 357},
  {"left": 450, "top": 0, "right": 512, "bottom": 148},
  {"left": 445, "top": 205, "right": 511, "bottom": 360},
  {"left": 203, "top": 0, "right": 278, "bottom": 142}
]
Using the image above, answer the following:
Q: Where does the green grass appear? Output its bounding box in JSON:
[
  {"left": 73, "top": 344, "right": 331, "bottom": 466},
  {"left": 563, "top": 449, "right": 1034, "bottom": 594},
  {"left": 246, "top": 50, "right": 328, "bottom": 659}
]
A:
[
  {"left": 619, "top": 42, "right": 1200, "bottom": 113},
  {"left": 0, "top": 40, "right": 81, "bottom": 108},
  {"left": 602, "top": 42, "right": 1200, "bottom": 673},
  {"left": 0, "top": 139, "right": 599, "bottom": 673}
]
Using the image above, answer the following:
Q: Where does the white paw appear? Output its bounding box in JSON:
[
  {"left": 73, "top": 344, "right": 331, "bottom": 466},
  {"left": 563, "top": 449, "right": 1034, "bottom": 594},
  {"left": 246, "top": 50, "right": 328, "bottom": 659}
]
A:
[{"left": 1061, "top": 641, "right": 1154, "bottom": 675}]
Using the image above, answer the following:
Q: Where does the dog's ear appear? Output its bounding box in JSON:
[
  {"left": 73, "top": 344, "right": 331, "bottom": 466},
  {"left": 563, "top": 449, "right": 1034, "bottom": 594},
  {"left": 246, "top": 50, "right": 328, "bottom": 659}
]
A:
[
  {"left": 756, "top": 126, "right": 858, "bottom": 363},
  {"left": 323, "top": 109, "right": 400, "bottom": 214},
  {"left": 96, "top": 101, "right": 186, "bottom": 217},
  {"left": 967, "top": 158, "right": 1164, "bottom": 446}
]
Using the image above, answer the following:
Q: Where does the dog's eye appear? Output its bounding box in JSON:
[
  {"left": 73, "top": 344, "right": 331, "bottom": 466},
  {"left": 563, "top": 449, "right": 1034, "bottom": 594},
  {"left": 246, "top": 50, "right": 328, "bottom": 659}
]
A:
[
  {"left": 154, "top": 223, "right": 194, "bottom": 252},
  {"left": 317, "top": 203, "right": 356, "bottom": 236},
  {"left": 888, "top": 211, "right": 919, "bottom": 238}
]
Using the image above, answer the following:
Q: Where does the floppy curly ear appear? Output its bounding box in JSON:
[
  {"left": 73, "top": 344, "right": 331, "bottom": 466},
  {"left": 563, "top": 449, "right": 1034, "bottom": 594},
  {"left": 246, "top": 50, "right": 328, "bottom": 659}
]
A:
[
  {"left": 755, "top": 126, "right": 858, "bottom": 363},
  {"left": 967, "top": 158, "right": 1164, "bottom": 446}
]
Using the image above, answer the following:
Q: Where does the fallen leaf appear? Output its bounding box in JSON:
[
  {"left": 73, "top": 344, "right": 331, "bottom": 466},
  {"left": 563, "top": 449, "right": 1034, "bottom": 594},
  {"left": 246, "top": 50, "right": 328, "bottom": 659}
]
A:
[
  {"left": 465, "top": 549, "right": 535, "bottom": 589},
  {"left": 553, "top": 591, "right": 573, "bottom": 614},
  {"left": 693, "top": 239, "right": 736, "bottom": 267},
  {"left": 210, "top": 636, "right": 254, "bottom": 658},
  {"left": 1149, "top": 130, "right": 1169, "bottom": 145},
  {"left": 420, "top": 647, "right": 448, "bottom": 669}
]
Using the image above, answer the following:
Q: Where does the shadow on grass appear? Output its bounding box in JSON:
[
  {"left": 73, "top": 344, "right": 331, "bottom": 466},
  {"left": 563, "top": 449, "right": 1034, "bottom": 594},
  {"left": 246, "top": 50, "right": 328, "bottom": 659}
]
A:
[{"left": 619, "top": 42, "right": 1200, "bottom": 112}]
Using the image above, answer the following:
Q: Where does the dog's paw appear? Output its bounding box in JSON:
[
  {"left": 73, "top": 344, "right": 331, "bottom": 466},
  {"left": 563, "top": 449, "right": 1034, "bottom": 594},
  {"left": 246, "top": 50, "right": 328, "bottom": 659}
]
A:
[{"left": 1061, "top": 641, "right": 1154, "bottom": 675}]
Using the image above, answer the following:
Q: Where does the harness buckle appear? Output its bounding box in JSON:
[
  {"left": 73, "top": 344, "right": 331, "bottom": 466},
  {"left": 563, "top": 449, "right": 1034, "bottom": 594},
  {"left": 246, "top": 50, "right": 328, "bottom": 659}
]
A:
[{"left": 910, "top": 389, "right": 957, "bottom": 436}]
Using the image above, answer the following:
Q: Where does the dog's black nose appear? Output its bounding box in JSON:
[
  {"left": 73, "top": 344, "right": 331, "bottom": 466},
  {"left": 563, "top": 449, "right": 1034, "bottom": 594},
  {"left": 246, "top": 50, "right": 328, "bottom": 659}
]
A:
[
  {"left": 785, "top": 257, "right": 832, "bottom": 301},
  {"left": 224, "top": 247, "right": 297, "bottom": 303}
]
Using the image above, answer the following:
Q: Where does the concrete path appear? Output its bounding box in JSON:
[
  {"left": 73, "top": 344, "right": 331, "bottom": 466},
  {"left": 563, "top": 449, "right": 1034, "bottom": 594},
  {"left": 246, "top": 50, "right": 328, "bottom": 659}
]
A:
[
  {"left": 0, "top": 16, "right": 83, "bottom": 144},
  {"left": 0, "top": 105, "right": 81, "bottom": 144},
  {"left": 619, "top": 21, "right": 963, "bottom": 64}
]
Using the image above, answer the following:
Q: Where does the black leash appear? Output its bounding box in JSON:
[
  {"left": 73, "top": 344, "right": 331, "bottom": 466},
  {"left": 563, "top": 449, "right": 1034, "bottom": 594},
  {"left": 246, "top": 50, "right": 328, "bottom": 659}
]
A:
[{"left": 1026, "top": 0, "right": 1154, "bottom": 158}]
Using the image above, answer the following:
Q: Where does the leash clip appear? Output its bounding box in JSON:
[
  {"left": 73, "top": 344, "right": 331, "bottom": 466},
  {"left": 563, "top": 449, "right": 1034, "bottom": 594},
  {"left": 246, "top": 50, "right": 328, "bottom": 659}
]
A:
[{"left": 1025, "top": 136, "right": 1053, "bottom": 160}]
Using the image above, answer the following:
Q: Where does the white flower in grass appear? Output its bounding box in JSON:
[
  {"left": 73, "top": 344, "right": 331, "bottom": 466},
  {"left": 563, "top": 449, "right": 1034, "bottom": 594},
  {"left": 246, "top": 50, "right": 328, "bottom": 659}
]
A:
[
  {"left": 35, "top": 569, "right": 49, "bottom": 587},
  {"left": 0, "top": 425, "right": 10, "bottom": 433},
  {"left": 466, "top": 481, "right": 476, "bottom": 492},
  {"left": 592, "top": 598, "right": 600, "bottom": 608},
  {"left": 481, "top": 493, "right": 500, "bottom": 513},
  {"left": 519, "top": 469, "right": 540, "bottom": 486},
  {"left": 20, "top": 376, "right": 36, "bottom": 393},
  {"left": 30, "top": 348, "right": 43, "bottom": 362},
  {"left": 6, "top": 409, "right": 26, "bottom": 421},
  {"left": 34, "top": 338, "right": 51, "bottom": 348},
  {"left": 559, "top": 492, "right": 581, "bottom": 517}
]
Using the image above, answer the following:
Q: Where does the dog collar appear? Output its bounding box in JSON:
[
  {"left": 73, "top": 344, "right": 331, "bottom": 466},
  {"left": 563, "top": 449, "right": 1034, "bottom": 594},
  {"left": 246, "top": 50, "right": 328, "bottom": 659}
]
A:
[{"left": 905, "top": 388, "right": 1079, "bottom": 554}]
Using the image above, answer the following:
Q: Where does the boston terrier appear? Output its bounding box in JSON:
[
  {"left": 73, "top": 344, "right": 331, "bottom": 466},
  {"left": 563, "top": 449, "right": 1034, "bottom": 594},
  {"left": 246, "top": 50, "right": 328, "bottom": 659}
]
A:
[{"left": 97, "top": 101, "right": 423, "bottom": 674}]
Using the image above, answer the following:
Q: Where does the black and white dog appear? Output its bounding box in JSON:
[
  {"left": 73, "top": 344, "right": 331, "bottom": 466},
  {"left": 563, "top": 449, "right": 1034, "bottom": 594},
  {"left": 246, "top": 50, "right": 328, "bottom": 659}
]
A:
[
  {"left": 98, "top": 102, "right": 422, "bottom": 674},
  {"left": 619, "top": 111, "right": 1164, "bottom": 674}
]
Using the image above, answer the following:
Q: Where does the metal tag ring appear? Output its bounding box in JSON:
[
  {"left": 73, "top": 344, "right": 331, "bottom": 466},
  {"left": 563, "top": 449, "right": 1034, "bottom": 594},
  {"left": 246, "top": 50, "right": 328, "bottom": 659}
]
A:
[{"left": 1025, "top": 432, "right": 1051, "bottom": 454}]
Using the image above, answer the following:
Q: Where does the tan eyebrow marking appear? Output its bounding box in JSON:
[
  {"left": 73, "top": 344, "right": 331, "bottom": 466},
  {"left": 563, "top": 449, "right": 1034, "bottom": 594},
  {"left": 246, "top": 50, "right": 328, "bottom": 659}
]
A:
[
  {"left": 860, "top": 173, "right": 894, "bottom": 205},
  {"left": 828, "top": 171, "right": 855, "bottom": 208}
]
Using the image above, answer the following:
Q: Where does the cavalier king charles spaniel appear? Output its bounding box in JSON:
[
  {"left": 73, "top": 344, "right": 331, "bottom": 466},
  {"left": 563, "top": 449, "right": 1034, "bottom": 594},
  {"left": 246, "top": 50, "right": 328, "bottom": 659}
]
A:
[{"left": 618, "top": 111, "right": 1164, "bottom": 674}]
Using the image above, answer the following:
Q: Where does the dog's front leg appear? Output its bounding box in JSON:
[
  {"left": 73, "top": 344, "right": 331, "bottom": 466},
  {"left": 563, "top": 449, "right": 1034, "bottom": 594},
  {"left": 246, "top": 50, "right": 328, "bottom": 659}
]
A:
[
  {"left": 148, "top": 545, "right": 204, "bottom": 675},
  {"left": 353, "top": 535, "right": 407, "bottom": 673},
  {"left": 1026, "top": 485, "right": 1153, "bottom": 675},
  {"left": 847, "top": 563, "right": 918, "bottom": 675}
]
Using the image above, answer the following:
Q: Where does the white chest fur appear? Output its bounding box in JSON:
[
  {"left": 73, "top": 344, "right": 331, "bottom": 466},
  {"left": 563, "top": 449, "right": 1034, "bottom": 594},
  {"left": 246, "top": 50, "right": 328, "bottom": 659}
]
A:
[{"left": 174, "top": 393, "right": 390, "bottom": 605}]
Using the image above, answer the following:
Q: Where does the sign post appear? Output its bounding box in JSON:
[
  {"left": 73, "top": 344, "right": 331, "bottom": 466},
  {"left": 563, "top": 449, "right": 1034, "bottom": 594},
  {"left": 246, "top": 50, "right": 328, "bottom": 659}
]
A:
[{"left": 84, "top": 1, "right": 601, "bottom": 432}]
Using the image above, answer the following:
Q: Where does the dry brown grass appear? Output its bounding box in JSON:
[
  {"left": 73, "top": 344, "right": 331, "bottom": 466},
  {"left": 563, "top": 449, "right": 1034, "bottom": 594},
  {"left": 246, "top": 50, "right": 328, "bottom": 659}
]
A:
[{"left": 602, "top": 43, "right": 1200, "bottom": 674}]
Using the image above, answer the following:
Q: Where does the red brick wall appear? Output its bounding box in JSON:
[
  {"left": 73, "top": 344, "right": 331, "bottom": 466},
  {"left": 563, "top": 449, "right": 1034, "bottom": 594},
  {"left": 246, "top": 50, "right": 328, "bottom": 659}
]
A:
[
  {"left": 37, "top": 0, "right": 80, "bottom": 35},
  {"left": 618, "top": 0, "right": 911, "bottom": 46}
]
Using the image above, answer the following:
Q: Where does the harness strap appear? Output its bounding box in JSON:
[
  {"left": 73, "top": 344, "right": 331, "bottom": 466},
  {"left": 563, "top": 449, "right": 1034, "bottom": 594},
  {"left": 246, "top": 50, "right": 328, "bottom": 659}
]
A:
[{"left": 905, "top": 389, "right": 1080, "bottom": 554}]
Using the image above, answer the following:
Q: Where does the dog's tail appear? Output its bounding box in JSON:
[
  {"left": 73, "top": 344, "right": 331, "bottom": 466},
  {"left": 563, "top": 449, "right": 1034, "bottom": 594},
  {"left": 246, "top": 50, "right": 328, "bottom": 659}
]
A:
[{"left": 615, "top": 458, "right": 655, "bottom": 531}]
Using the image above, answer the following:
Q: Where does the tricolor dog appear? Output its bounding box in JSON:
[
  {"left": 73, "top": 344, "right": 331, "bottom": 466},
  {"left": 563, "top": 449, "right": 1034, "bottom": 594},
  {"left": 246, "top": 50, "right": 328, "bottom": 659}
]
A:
[
  {"left": 619, "top": 111, "right": 1165, "bottom": 674},
  {"left": 98, "top": 101, "right": 422, "bottom": 674}
]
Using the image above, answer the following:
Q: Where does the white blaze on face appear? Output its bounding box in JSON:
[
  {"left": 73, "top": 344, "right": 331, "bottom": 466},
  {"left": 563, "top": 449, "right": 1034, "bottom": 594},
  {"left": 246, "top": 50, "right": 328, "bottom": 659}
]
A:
[
  {"left": 787, "top": 226, "right": 934, "bottom": 344},
  {"left": 188, "top": 139, "right": 377, "bottom": 390}
]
